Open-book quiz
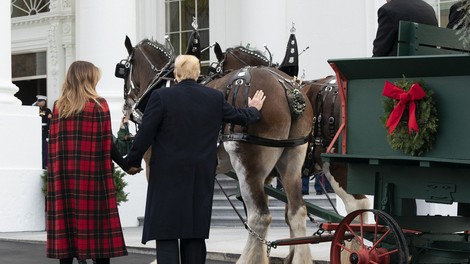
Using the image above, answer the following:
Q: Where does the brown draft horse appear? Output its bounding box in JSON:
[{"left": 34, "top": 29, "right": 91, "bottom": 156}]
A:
[
  {"left": 301, "top": 77, "right": 370, "bottom": 214},
  {"left": 214, "top": 46, "right": 371, "bottom": 263},
  {"left": 213, "top": 43, "right": 270, "bottom": 72},
  {"left": 119, "top": 36, "right": 175, "bottom": 179},
  {"left": 213, "top": 43, "right": 370, "bottom": 218},
  {"left": 120, "top": 37, "right": 314, "bottom": 263},
  {"left": 207, "top": 66, "right": 314, "bottom": 264}
]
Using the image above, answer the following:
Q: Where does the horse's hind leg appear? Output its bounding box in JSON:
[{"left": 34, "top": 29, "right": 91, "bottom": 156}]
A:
[
  {"left": 236, "top": 175, "right": 271, "bottom": 264},
  {"left": 322, "top": 162, "right": 370, "bottom": 216},
  {"left": 276, "top": 145, "right": 312, "bottom": 264},
  {"left": 225, "top": 142, "right": 281, "bottom": 264},
  {"left": 322, "top": 162, "right": 370, "bottom": 263}
]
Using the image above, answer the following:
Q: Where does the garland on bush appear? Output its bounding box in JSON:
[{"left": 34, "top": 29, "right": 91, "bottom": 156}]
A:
[{"left": 380, "top": 78, "right": 438, "bottom": 156}]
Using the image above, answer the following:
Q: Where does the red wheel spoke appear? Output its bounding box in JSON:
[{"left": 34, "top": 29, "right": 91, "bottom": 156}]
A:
[
  {"left": 359, "top": 213, "right": 365, "bottom": 249},
  {"left": 335, "top": 242, "right": 354, "bottom": 254},
  {"left": 330, "top": 209, "right": 409, "bottom": 264},
  {"left": 378, "top": 248, "right": 399, "bottom": 257},
  {"left": 346, "top": 224, "right": 366, "bottom": 248},
  {"left": 370, "top": 229, "right": 391, "bottom": 251}
]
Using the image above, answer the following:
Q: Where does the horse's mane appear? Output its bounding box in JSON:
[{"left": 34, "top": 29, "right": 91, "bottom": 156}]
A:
[
  {"left": 228, "top": 46, "right": 270, "bottom": 64},
  {"left": 139, "top": 38, "right": 174, "bottom": 60}
]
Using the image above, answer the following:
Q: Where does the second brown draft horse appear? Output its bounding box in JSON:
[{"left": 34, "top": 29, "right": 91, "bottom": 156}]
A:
[
  {"left": 212, "top": 43, "right": 370, "bottom": 218},
  {"left": 207, "top": 66, "right": 314, "bottom": 263}
]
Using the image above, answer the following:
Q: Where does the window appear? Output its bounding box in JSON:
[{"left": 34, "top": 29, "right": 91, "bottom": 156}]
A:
[
  {"left": 11, "top": 0, "right": 50, "bottom": 18},
  {"left": 12, "top": 52, "right": 47, "bottom": 105},
  {"left": 165, "top": 0, "right": 210, "bottom": 66},
  {"left": 424, "top": 0, "right": 461, "bottom": 27}
]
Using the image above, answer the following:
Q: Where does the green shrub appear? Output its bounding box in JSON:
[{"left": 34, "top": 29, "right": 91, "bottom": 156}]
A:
[{"left": 41, "top": 164, "right": 129, "bottom": 206}]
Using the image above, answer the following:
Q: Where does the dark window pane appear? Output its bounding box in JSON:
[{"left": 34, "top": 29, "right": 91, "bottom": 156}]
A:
[
  {"left": 166, "top": 1, "right": 180, "bottom": 33},
  {"left": 11, "top": 0, "right": 50, "bottom": 18},
  {"left": 36, "top": 52, "right": 47, "bottom": 75},
  {"left": 181, "top": 30, "right": 191, "bottom": 53},
  {"left": 165, "top": 0, "right": 210, "bottom": 56},
  {"left": 181, "top": 0, "right": 196, "bottom": 31},
  {"left": 199, "top": 29, "right": 210, "bottom": 61},
  {"left": 169, "top": 33, "right": 181, "bottom": 56},
  {"left": 197, "top": 0, "right": 209, "bottom": 29},
  {"left": 181, "top": 0, "right": 209, "bottom": 30},
  {"left": 13, "top": 79, "right": 47, "bottom": 106},
  {"left": 12, "top": 52, "right": 47, "bottom": 78}
]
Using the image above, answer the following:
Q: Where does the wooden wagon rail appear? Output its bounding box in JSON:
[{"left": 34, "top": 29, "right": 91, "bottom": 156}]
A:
[{"left": 397, "top": 20, "right": 470, "bottom": 56}]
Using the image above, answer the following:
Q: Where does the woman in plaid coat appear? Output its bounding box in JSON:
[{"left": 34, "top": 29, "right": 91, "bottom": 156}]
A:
[{"left": 47, "top": 61, "right": 138, "bottom": 264}]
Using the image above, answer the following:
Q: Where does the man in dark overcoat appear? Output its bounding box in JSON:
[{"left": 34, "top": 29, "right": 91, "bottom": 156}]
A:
[
  {"left": 126, "top": 54, "right": 266, "bottom": 264},
  {"left": 373, "top": 0, "right": 438, "bottom": 56}
]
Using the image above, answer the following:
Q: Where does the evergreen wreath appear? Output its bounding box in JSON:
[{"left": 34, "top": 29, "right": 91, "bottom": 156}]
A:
[{"left": 380, "top": 78, "right": 438, "bottom": 156}]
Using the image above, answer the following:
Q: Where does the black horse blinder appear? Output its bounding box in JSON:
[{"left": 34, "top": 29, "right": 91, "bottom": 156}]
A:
[{"left": 115, "top": 59, "right": 130, "bottom": 79}]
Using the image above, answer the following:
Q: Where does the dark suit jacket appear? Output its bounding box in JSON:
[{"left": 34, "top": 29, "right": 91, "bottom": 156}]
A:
[
  {"left": 126, "top": 79, "right": 261, "bottom": 243},
  {"left": 447, "top": 1, "right": 465, "bottom": 29},
  {"left": 372, "top": 0, "right": 438, "bottom": 56}
]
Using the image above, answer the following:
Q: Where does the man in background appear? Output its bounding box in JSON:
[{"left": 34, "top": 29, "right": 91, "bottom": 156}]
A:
[
  {"left": 447, "top": 0, "right": 466, "bottom": 29},
  {"left": 373, "top": 0, "right": 438, "bottom": 56},
  {"left": 34, "top": 95, "right": 51, "bottom": 169}
]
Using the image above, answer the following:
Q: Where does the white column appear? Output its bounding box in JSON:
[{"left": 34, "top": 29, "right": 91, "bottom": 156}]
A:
[
  {"left": 76, "top": 0, "right": 147, "bottom": 227},
  {"left": 239, "top": 0, "right": 287, "bottom": 62},
  {"left": 136, "top": 0, "right": 163, "bottom": 41},
  {"left": 0, "top": 1, "right": 21, "bottom": 105},
  {"left": 0, "top": 1, "right": 44, "bottom": 232},
  {"left": 76, "top": 0, "right": 138, "bottom": 121}
]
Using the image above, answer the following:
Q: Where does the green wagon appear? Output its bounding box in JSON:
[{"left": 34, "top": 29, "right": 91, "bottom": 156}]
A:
[{"left": 324, "top": 53, "right": 470, "bottom": 263}]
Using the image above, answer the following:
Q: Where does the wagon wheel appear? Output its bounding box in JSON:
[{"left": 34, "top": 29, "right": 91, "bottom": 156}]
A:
[{"left": 330, "top": 209, "right": 409, "bottom": 264}]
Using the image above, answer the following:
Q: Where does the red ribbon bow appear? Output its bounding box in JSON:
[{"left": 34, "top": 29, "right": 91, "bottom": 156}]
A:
[{"left": 382, "top": 81, "right": 426, "bottom": 134}]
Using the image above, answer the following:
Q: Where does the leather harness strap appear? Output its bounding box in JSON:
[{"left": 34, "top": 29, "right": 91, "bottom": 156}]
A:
[
  {"left": 220, "top": 133, "right": 308, "bottom": 148},
  {"left": 220, "top": 66, "right": 308, "bottom": 148},
  {"left": 302, "top": 78, "right": 339, "bottom": 176}
]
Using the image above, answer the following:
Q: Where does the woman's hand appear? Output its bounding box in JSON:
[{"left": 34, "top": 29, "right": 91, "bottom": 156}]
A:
[{"left": 127, "top": 167, "right": 143, "bottom": 175}]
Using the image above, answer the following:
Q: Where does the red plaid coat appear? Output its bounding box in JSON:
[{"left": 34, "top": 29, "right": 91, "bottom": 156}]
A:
[{"left": 46, "top": 98, "right": 127, "bottom": 259}]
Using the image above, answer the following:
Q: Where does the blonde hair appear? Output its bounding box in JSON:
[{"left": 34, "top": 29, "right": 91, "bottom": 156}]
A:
[
  {"left": 56, "top": 61, "right": 102, "bottom": 118},
  {"left": 174, "top": 55, "right": 200, "bottom": 82}
]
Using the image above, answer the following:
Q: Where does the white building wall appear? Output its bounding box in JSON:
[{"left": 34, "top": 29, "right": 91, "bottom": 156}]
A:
[
  {"left": 1, "top": 0, "right": 44, "bottom": 232},
  {"left": 210, "top": 0, "right": 384, "bottom": 80}
]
